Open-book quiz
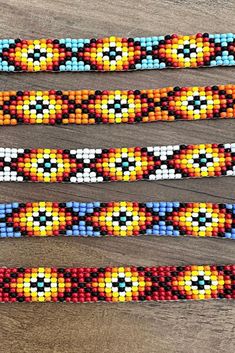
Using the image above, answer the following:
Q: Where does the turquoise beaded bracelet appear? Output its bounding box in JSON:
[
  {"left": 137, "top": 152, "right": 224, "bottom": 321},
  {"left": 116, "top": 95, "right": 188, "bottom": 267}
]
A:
[{"left": 0, "top": 33, "right": 234, "bottom": 72}]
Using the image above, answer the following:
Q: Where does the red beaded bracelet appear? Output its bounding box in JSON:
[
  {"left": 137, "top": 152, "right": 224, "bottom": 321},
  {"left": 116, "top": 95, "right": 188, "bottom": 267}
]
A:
[
  {"left": 0, "top": 265, "right": 234, "bottom": 303},
  {"left": 0, "top": 85, "right": 235, "bottom": 126}
]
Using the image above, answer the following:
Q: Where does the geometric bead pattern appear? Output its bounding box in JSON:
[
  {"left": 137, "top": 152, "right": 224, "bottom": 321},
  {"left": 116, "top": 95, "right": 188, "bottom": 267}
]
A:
[
  {"left": 1, "top": 265, "right": 234, "bottom": 302},
  {"left": 1, "top": 85, "right": 235, "bottom": 125},
  {"left": 0, "top": 33, "right": 234, "bottom": 72},
  {"left": 1, "top": 201, "right": 235, "bottom": 239},
  {"left": 0, "top": 143, "right": 234, "bottom": 182}
]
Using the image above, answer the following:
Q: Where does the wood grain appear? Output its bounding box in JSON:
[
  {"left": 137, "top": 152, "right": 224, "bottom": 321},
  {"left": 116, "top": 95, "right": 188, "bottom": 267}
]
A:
[{"left": 0, "top": 0, "right": 235, "bottom": 352}]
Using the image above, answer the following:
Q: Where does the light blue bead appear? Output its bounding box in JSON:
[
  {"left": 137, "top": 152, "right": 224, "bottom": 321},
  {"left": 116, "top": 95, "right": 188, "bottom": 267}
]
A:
[
  {"left": 159, "top": 62, "right": 166, "bottom": 69},
  {"left": 216, "top": 59, "right": 223, "bottom": 65},
  {"left": 153, "top": 63, "right": 160, "bottom": 68},
  {"left": 146, "top": 229, "right": 153, "bottom": 235},
  {"left": 14, "top": 232, "right": 21, "bottom": 238},
  {"left": 146, "top": 202, "right": 153, "bottom": 208},
  {"left": 153, "top": 40, "right": 159, "bottom": 46},
  {"left": 210, "top": 60, "right": 217, "bottom": 66}
]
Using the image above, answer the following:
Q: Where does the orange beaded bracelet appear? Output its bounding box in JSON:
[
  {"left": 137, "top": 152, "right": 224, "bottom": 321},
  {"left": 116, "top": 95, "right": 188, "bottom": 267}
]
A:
[{"left": 0, "top": 85, "right": 235, "bottom": 126}]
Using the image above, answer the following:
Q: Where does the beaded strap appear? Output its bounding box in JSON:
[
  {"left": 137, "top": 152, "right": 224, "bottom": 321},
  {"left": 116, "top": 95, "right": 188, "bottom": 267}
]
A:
[
  {"left": 0, "top": 143, "right": 234, "bottom": 183},
  {"left": 0, "top": 33, "right": 234, "bottom": 72},
  {"left": 0, "top": 201, "right": 234, "bottom": 239},
  {"left": 1, "top": 265, "right": 234, "bottom": 302},
  {"left": 1, "top": 85, "right": 235, "bottom": 126}
]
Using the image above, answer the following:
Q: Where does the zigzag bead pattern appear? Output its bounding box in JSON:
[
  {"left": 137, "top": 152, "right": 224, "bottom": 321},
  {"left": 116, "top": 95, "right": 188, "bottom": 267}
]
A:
[
  {"left": 0, "top": 143, "right": 234, "bottom": 183},
  {"left": 1, "top": 265, "right": 234, "bottom": 302},
  {"left": 1, "top": 85, "right": 235, "bottom": 125},
  {"left": 0, "top": 201, "right": 235, "bottom": 239},
  {"left": 0, "top": 33, "right": 234, "bottom": 72}
]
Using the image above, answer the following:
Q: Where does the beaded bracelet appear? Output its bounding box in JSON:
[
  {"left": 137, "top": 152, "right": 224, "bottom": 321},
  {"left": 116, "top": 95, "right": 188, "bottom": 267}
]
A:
[
  {"left": 0, "top": 201, "right": 234, "bottom": 239},
  {"left": 1, "top": 265, "right": 234, "bottom": 303},
  {"left": 0, "top": 143, "right": 234, "bottom": 183},
  {"left": 1, "top": 85, "right": 235, "bottom": 125},
  {"left": 0, "top": 33, "right": 234, "bottom": 72}
]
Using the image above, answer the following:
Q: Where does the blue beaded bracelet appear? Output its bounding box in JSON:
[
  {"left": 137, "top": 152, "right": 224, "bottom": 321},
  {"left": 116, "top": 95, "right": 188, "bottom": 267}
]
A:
[{"left": 0, "top": 201, "right": 234, "bottom": 238}]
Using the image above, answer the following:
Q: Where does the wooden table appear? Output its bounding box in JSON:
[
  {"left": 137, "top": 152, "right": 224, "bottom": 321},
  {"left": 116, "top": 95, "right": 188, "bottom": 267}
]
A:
[{"left": 0, "top": 0, "right": 234, "bottom": 352}]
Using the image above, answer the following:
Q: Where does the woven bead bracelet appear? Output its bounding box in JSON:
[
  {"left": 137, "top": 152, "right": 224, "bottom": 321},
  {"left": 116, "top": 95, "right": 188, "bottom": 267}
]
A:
[
  {"left": 1, "top": 265, "right": 234, "bottom": 303},
  {"left": 0, "top": 143, "right": 234, "bottom": 183},
  {"left": 1, "top": 85, "right": 235, "bottom": 126},
  {"left": 0, "top": 201, "right": 234, "bottom": 239},
  {"left": 0, "top": 33, "right": 234, "bottom": 72}
]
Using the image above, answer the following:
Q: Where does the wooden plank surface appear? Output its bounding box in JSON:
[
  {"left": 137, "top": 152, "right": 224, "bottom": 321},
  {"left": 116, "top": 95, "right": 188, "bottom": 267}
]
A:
[{"left": 0, "top": 0, "right": 235, "bottom": 352}]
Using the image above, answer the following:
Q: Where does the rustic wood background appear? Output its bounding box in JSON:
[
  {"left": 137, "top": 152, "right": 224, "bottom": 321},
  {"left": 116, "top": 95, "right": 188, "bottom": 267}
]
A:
[{"left": 0, "top": 0, "right": 235, "bottom": 352}]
